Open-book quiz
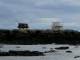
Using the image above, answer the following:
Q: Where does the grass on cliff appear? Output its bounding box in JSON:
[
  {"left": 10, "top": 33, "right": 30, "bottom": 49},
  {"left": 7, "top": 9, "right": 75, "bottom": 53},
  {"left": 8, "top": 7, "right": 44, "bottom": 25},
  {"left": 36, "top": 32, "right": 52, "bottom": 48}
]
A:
[{"left": 0, "top": 29, "right": 78, "bottom": 34}]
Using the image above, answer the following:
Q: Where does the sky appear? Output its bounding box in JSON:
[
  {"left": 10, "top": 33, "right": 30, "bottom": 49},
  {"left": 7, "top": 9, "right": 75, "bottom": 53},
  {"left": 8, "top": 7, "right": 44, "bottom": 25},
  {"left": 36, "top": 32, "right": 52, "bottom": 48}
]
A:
[{"left": 0, "top": 0, "right": 80, "bottom": 31}]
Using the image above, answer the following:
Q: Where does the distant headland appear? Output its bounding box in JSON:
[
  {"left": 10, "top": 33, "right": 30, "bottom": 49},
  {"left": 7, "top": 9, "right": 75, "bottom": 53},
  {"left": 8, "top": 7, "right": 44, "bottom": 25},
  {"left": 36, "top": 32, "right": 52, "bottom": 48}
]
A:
[{"left": 0, "top": 29, "right": 79, "bottom": 45}]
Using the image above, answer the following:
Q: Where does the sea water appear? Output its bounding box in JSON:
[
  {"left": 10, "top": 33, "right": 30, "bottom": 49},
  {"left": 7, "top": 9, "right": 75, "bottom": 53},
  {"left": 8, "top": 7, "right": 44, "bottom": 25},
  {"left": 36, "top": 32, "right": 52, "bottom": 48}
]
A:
[{"left": 0, "top": 44, "right": 80, "bottom": 60}]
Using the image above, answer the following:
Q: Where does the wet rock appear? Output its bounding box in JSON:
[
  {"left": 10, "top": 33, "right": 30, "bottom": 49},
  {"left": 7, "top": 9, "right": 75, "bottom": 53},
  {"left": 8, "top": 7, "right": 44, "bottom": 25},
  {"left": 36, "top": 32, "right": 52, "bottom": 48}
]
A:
[
  {"left": 49, "top": 48, "right": 56, "bottom": 53},
  {"left": 0, "top": 52, "right": 10, "bottom": 56},
  {"left": 55, "top": 46, "right": 69, "bottom": 50},
  {"left": 49, "top": 50, "right": 56, "bottom": 53},
  {"left": 16, "top": 46, "right": 20, "bottom": 48},
  {"left": 44, "top": 50, "right": 57, "bottom": 53},
  {"left": 0, "top": 50, "right": 45, "bottom": 56},
  {"left": 31, "top": 51, "right": 44, "bottom": 56},
  {"left": 74, "top": 56, "right": 80, "bottom": 58},
  {"left": 44, "top": 51, "right": 49, "bottom": 53},
  {"left": 42, "top": 47, "right": 46, "bottom": 49},
  {"left": 66, "top": 51, "right": 72, "bottom": 53},
  {"left": 74, "top": 44, "right": 79, "bottom": 48}
]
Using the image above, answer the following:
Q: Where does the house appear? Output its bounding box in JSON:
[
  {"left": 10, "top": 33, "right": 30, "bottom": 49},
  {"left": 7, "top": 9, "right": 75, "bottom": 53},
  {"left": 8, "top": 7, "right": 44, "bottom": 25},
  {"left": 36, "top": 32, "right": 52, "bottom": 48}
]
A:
[{"left": 17, "top": 23, "right": 29, "bottom": 29}]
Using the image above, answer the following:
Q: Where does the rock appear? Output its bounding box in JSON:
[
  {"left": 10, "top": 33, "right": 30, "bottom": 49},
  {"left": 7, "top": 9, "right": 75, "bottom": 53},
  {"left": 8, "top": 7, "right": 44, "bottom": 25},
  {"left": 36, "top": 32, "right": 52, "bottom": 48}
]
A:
[
  {"left": 44, "top": 48, "right": 57, "bottom": 53},
  {"left": 74, "top": 56, "right": 80, "bottom": 58},
  {"left": 31, "top": 51, "right": 44, "bottom": 56},
  {"left": 66, "top": 51, "right": 72, "bottom": 53},
  {"left": 55, "top": 46, "right": 69, "bottom": 50},
  {"left": 74, "top": 44, "right": 79, "bottom": 48},
  {"left": 49, "top": 50, "right": 56, "bottom": 53},
  {"left": 49, "top": 48, "right": 56, "bottom": 53},
  {"left": 50, "top": 48, "right": 53, "bottom": 49},
  {"left": 44, "top": 51, "right": 49, "bottom": 53},
  {"left": 42, "top": 47, "right": 46, "bottom": 49},
  {"left": 52, "top": 43, "right": 55, "bottom": 45},
  {"left": 16, "top": 46, "right": 20, "bottom": 48},
  {"left": 2, "top": 50, "right": 45, "bottom": 56}
]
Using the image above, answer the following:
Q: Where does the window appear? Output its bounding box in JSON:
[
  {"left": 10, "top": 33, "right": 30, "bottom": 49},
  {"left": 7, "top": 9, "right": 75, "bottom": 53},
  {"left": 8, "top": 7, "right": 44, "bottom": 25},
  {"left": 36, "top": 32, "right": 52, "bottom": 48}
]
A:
[{"left": 24, "top": 24, "right": 26, "bottom": 26}]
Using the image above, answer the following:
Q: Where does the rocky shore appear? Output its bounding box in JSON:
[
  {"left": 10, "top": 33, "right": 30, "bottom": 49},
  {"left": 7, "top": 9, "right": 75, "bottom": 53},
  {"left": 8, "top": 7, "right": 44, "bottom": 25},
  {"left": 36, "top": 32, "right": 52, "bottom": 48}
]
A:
[
  {"left": 0, "top": 50, "right": 44, "bottom": 56},
  {"left": 0, "top": 46, "right": 73, "bottom": 56}
]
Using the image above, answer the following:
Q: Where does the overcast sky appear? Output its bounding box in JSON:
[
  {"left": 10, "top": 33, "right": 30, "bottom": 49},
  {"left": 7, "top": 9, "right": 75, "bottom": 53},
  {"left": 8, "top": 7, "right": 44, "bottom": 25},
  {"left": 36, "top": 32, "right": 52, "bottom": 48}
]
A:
[{"left": 0, "top": 0, "right": 80, "bottom": 31}]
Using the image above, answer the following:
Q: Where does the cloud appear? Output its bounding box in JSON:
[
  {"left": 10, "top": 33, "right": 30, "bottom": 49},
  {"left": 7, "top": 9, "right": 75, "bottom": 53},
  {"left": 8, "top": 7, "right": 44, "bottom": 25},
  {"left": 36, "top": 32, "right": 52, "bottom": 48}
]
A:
[
  {"left": 0, "top": 0, "right": 80, "bottom": 31},
  {"left": 64, "top": 22, "right": 80, "bottom": 26},
  {"left": 34, "top": 0, "right": 80, "bottom": 7},
  {"left": 39, "top": 18, "right": 61, "bottom": 22},
  {"left": 29, "top": 18, "right": 62, "bottom": 28}
]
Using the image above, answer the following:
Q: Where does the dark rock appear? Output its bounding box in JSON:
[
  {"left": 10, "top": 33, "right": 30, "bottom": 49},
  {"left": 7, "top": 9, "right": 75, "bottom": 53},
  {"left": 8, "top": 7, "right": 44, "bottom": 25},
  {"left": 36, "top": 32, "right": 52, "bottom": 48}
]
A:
[
  {"left": 0, "top": 52, "right": 10, "bottom": 56},
  {"left": 31, "top": 51, "right": 44, "bottom": 56},
  {"left": 74, "top": 56, "right": 80, "bottom": 58},
  {"left": 0, "top": 50, "right": 45, "bottom": 56},
  {"left": 49, "top": 48, "right": 56, "bottom": 53},
  {"left": 16, "top": 46, "right": 20, "bottom": 48},
  {"left": 44, "top": 50, "right": 57, "bottom": 53},
  {"left": 44, "top": 51, "right": 49, "bottom": 53},
  {"left": 66, "top": 51, "right": 72, "bottom": 53},
  {"left": 55, "top": 46, "right": 69, "bottom": 50},
  {"left": 42, "top": 47, "right": 46, "bottom": 49},
  {"left": 49, "top": 50, "right": 56, "bottom": 53}
]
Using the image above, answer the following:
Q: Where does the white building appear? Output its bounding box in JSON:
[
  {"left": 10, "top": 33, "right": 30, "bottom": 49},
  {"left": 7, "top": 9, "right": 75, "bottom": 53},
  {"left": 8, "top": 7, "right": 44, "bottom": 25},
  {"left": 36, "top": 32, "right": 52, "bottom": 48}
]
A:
[{"left": 51, "top": 22, "right": 63, "bottom": 29}]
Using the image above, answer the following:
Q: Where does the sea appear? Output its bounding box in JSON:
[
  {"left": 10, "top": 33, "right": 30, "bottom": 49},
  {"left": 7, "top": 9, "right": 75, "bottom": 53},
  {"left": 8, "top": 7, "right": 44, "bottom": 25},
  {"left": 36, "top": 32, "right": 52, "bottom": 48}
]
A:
[{"left": 0, "top": 44, "right": 80, "bottom": 60}]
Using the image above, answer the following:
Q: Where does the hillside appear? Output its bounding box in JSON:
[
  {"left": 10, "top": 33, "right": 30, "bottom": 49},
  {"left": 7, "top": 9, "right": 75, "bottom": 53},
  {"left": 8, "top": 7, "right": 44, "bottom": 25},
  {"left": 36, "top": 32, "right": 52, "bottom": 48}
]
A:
[{"left": 0, "top": 29, "right": 79, "bottom": 45}]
